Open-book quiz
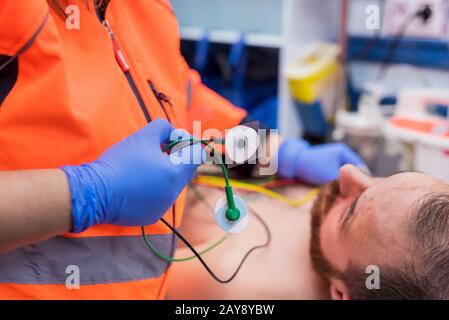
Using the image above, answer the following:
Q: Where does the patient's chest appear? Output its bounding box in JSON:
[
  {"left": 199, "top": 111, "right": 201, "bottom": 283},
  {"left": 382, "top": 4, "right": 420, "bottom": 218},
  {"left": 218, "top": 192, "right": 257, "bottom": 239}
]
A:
[{"left": 166, "top": 185, "right": 329, "bottom": 300}]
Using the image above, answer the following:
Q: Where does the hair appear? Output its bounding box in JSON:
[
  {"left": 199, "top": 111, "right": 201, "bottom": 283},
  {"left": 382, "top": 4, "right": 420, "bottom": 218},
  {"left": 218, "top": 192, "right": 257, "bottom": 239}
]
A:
[
  {"left": 340, "top": 192, "right": 449, "bottom": 300},
  {"left": 47, "top": 0, "right": 108, "bottom": 16}
]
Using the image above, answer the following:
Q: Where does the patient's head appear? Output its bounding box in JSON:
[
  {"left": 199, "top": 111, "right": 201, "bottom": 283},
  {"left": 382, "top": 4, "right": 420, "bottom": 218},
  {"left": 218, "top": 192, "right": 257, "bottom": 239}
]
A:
[{"left": 310, "top": 164, "right": 449, "bottom": 300}]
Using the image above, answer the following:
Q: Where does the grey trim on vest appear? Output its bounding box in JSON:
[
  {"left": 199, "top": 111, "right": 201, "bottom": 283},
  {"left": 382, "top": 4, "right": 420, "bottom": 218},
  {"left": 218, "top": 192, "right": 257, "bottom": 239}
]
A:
[
  {"left": 0, "top": 234, "right": 172, "bottom": 285},
  {"left": 186, "top": 79, "right": 193, "bottom": 110}
]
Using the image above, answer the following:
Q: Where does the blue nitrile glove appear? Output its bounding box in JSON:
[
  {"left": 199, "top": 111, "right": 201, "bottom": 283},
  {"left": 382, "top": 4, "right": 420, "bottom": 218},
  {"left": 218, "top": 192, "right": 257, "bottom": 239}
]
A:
[
  {"left": 168, "top": 128, "right": 206, "bottom": 167},
  {"left": 278, "top": 139, "right": 366, "bottom": 186},
  {"left": 62, "top": 119, "right": 203, "bottom": 233}
]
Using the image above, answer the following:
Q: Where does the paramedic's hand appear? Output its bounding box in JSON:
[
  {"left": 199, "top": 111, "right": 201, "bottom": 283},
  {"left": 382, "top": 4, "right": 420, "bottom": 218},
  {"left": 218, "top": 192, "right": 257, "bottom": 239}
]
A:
[
  {"left": 278, "top": 139, "right": 366, "bottom": 186},
  {"left": 62, "top": 119, "right": 202, "bottom": 233}
]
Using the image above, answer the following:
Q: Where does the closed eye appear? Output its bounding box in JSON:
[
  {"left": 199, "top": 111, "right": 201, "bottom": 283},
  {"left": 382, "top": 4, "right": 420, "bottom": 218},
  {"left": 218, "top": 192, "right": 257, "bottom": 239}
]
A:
[{"left": 339, "top": 193, "right": 362, "bottom": 236}]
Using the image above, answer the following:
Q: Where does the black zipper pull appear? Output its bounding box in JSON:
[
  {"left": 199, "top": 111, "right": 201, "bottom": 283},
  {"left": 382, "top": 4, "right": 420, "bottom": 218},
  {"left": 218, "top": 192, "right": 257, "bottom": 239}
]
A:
[
  {"left": 148, "top": 81, "right": 173, "bottom": 107},
  {"left": 157, "top": 92, "right": 173, "bottom": 107}
]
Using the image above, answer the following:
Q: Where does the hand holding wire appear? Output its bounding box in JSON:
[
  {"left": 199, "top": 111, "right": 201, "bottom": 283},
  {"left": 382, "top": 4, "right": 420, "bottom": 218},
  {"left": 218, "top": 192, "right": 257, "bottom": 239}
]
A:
[{"left": 62, "top": 119, "right": 202, "bottom": 233}]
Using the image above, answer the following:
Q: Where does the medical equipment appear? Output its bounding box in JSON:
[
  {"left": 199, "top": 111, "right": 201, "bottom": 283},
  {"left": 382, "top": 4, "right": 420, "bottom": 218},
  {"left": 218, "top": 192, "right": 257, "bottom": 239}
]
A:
[
  {"left": 384, "top": 88, "right": 449, "bottom": 182},
  {"left": 166, "top": 137, "right": 244, "bottom": 225},
  {"left": 334, "top": 84, "right": 388, "bottom": 169},
  {"left": 141, "top": 136, "right": 267, "bottom": 283},
  {"left": 283, "top": 42, "right": 344, "bottom": 140},
  {"left": 225, "top": 125, "right": 260, "bottom": 165},
  {"left": 284, "top": 42, "right": 341, "bottom": 104},
  {"left": 383, "top": 1, "right": 442, "bottom": 39},
  {"left": 141, "top": 135, "right": 318, "bottom": 284},
  {"left": 215, "top": 195, "right": 249, "bottom": 233},
  {"left": 194, "top": 175, "right": 319, "bottom": 207}
]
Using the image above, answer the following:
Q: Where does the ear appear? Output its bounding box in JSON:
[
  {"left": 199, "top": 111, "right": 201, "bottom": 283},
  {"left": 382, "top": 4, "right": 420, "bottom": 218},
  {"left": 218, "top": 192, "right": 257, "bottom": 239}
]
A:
[{"left": 329, "top": 280, "right": 351, "bottom": 300}]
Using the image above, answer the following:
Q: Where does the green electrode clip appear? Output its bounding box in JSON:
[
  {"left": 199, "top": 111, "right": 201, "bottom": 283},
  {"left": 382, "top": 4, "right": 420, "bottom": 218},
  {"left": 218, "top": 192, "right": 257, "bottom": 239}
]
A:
[
  {"left": 162, "top": 136, "right": 241, "bottom": 223},
  {"left": 224, "top": 185, "right": 241, "bottom": 222}
]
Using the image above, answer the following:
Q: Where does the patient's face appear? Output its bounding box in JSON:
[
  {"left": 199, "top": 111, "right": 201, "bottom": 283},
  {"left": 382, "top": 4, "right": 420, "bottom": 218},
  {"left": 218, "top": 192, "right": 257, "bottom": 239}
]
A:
[{"left": 310, "top": 165, "right": 449, "bottom": 298}]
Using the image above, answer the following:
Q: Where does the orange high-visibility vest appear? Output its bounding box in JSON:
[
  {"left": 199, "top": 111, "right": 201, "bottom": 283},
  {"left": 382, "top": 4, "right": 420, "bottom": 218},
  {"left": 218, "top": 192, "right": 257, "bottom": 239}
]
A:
[{"left": 0, "top": 0, "right": 245, "bottom": 299}]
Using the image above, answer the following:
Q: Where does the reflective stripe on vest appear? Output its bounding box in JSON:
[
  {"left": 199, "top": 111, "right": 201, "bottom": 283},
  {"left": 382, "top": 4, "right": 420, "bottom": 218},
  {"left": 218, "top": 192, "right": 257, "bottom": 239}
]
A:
[
  {"left": 0, "top": 234, "right": 172, "bottom": 285},
  {"left": 0, "top": 0, "right": 246, "bottom": 299}
]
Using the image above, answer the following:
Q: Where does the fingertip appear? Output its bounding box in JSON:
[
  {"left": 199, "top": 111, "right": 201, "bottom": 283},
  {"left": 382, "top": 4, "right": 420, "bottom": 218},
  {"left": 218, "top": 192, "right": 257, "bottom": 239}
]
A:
[
  {"left": 150, "top": 118, "right": 175, "bottom": 142},
  {"left": 170, "top": 128, "right": 191, "bottom": 141}
]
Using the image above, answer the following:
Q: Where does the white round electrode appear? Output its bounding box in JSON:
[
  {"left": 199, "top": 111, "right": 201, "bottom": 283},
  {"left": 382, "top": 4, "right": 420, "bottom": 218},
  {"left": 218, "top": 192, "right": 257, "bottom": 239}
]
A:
[
  {"left": 225, "top": 126, "right": 260, "bottom": 164},
  {"left": 214, "top": 195, "right": 249, "bottom": 234}
]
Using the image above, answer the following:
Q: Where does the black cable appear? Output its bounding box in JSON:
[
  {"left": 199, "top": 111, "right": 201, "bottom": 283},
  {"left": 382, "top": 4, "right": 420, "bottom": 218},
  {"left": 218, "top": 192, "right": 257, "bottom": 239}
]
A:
[
  {"left": 345, "top": 0, "right": 387, "bottom": 63},
  {"left": 375, "top": 15, "right": 415, "bottom": 80},
  {"left": 159, "top": 203, "right": 271, "bottom": 284},
  {"left": 169, "top": 203, "right": 177, "bottom": 261},
  {"left": 148, "top": 139, "right": 272, "bottom": 283},
  {"left": 376, "top": 5, "right": 433, "bottom": 81}
]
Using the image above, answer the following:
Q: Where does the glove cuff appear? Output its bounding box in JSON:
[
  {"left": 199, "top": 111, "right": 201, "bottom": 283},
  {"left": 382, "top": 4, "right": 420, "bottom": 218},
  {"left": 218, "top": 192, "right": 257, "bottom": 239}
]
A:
[
  {"left": 61, "top": 164, "right": 105, "bottom": 233},
  {"left": 278, "top": 138, "right": 310, "bottom": 179}
]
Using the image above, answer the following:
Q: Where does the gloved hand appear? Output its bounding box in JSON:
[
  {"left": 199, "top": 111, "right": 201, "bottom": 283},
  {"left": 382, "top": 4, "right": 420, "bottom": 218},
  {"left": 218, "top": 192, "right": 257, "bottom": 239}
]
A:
[
  {"left": 62, "top": 119, "right": 203, "bottom": 233},
  {"left": 278, "top": 139, "right": 366, "bottom": 186}
]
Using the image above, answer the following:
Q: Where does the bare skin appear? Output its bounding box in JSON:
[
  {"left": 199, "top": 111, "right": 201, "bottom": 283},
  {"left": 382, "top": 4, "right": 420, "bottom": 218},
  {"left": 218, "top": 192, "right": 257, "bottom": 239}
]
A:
[
  {"left": 0, "top": 170, "right": 72, "bottom": 254},
  {"left": 166, "top": 184, "right": 329, "bottom": 300}
]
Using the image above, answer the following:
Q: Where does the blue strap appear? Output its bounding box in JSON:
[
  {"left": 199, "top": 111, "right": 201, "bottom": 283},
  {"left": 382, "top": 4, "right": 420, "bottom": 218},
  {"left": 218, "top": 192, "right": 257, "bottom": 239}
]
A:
[
  {"left": 194, "top": 32, "right": 211, "bottom": 75},
  {"left": 229, "top": 34, "right": 248, "bottom": 104},
  {"left": 228, "top": 35, "right": 246, "bottom": 69}
]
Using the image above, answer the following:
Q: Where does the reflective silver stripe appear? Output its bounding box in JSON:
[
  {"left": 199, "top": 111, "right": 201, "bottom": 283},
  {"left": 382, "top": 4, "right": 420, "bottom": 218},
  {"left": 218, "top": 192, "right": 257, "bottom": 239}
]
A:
[{"left": 0, "top": 234, "right": 172, "bottom": 285}]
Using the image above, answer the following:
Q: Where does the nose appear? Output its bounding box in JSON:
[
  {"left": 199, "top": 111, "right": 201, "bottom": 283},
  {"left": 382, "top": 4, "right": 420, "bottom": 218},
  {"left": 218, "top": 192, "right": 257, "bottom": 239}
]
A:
[{"left": 339, "top": 164, "right": 374, "bottom": 198}]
